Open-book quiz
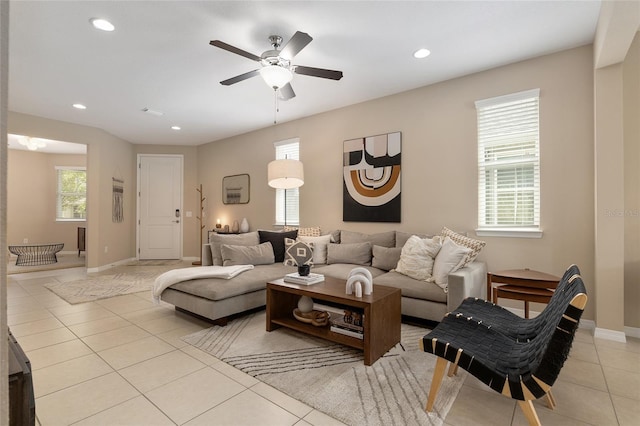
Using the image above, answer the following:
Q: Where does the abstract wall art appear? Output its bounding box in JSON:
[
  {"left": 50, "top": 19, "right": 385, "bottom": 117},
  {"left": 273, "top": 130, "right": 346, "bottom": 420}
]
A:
[{"left": 343, "top": 131, "right": 401, "bottom": 222}]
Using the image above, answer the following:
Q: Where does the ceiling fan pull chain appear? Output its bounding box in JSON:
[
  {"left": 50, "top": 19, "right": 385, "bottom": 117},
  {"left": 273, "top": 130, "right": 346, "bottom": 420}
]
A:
[{"left": 273, "top": 89, "right": 278, "bottom": 124}]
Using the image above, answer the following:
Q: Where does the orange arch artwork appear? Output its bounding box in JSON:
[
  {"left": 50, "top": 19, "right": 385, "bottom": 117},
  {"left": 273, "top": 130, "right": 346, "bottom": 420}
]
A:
[{"left": 343, "top": 132, "right": 401, "bottom": 222}]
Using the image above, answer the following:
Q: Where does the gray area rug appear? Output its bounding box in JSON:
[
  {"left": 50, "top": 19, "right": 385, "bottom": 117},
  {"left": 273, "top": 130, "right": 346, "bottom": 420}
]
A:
[
  {"left": 126, "top": 259, "right": 185, "bottom": 266},
  {"left": 44, "top": 270, "right": 161, "bottom": 304},
  {"left": 182, "top": 311, "right": 465, "bottom": 426}
]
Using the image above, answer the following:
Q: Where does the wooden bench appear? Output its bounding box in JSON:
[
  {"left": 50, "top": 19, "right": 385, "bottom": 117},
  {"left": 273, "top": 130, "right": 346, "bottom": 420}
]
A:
[{"left": 8, "top": 243, "right": 64, "bottom": 266}]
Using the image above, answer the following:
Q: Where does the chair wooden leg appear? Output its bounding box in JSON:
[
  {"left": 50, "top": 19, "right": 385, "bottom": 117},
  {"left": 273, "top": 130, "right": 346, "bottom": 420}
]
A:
[
  {"left": 447, "top": 361, "right": 458, "bottom": 377},
  {"left": 545, "top": 390, "right": 556, "bottom": 410},
  {"left": 518, "top": 400, "right": 541, "bottom": 426},
  {"left": 426, "top": 357, "right": 448, "bottom": 412}
]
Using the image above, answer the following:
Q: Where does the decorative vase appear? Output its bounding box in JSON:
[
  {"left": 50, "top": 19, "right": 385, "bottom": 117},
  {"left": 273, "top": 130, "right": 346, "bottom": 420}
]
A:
[
  {"left": 298, "top": 295, "right": 313, "bottom": 313},
  {"left": 240, "top": 217, "right": 249, "bottom": 233},
  {"left": 231, "top": 220, "right": 240, "bottom": 233}
]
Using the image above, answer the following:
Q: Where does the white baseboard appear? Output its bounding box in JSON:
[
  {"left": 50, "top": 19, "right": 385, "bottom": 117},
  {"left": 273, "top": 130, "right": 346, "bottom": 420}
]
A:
[
  {"left": 624, "top": 326, "right": 640, "bottom": 339},
  {"left": 182, "top": 256, "right": 199, "bottom": 262},
  {"left": 594, "top": 327, "right": 627, "bottom": 342},
  {"left": 87, "top": 257, "right": 136, "bottom": 273}
]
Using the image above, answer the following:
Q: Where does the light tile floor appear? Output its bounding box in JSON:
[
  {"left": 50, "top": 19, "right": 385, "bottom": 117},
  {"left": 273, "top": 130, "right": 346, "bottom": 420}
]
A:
[{"left": 7, "top": 265, "right": 639, "bottom": 425}]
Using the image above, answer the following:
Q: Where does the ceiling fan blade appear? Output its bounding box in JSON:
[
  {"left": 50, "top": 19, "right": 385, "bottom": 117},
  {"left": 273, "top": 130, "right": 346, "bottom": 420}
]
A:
[
  {"left": 210, "top": 40, "right": 261, "bottom": 62},
  {"left": 278, "top": 83, "right": 296, "bottom": 100},
  {"left": 220, "top": 69, "right": 260, "bottom": 86},
  {"left": 279, "top": 31, "right": 313, "bottom": 60},
  {"left": 294, "top": 66, "right": 343, "bottom": 80}
]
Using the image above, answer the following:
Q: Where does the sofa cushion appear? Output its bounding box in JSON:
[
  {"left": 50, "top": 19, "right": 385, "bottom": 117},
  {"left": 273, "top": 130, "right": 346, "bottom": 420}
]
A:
[
  {"left": 440, "top": 227, "right": 486, "bottom": 267},
  {"left": 373, "top": 271, "right": 448, "bottom": 303},
  {"left": 168, "top": 263, "right": 293, "bottom": 301},
  {"left": 259, "top": 230, "right": 298, "bottom": 263},
  {"left": 430, "top": 236, "right": 472, "bottom": 290},
  {"left": 209, "top": 231, "right": 260, "bottom": 266},
  {"left": 327, "top": 242, "right": 372, "bottom": 265},
  {"left": 221, "top": 242, "right": 275, "bottom": 266},
  {"left": 283, "top": 238, "right": 314, "bottom": 266},
  {"left": 339, "top": 230, "right": 395, "bottom": 248},
  {"left": 371, "top": 245, "right": 402, "bottom": 271},
  {"left": 283, "top": 226, "right": 321, "bottom": 237},
  {"left": 312, "top": 263, "right": 386, "bottom": 281},
  {"left": 298, "top": 234, "right": 332, "bottom": 264},
  {"left": 395, "top": 231, "right": 432, "bottom": 248},
  {"left": 395, "top": 235, "right": 442, "bottom": 281}
]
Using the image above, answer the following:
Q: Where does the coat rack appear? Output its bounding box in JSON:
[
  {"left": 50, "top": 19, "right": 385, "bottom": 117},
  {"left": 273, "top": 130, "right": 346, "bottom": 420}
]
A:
[{"left": 193, "top": 184, "right": 205, "bottom": 266}]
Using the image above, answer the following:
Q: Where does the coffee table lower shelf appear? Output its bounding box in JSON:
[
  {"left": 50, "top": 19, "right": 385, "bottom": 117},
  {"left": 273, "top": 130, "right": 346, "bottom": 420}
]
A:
[
  {"left": 269, "top": 317, "right": 365, "bottom": 351},
  {"left": 266, "top": 278, "right": 401, "bottom": 366}
]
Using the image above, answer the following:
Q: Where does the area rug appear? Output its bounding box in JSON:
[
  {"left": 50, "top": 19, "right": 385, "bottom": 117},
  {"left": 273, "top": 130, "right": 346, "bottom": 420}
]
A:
[
  {"left": 44, "top": 270, "right": 161, "bottom": 304},
  {"left": 126, "top": 259, "right": 185, "bottom": 266},
  {"left": 182, "top": 311, "right": 465, "bottom": 426}
]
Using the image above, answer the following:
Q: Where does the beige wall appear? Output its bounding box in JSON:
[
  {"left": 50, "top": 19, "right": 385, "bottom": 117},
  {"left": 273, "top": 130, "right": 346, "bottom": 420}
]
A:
[
  {"left": 199, "top": 46, "right": 597, "bottom": 320},
  {"left": 7, "top": 150, "right": 86, "bottom": 251},
  {"left": 8, "top": 112, "right": 136, "bottom": 269},
  {"left": 624, "top": 31, "right": 640, "bottom": 328}
]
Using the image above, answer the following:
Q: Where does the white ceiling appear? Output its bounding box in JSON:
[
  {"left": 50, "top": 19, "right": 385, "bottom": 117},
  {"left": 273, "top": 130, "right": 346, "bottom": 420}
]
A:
[{"left": 8, "top": 1, "right": 601, "bottom": 147}]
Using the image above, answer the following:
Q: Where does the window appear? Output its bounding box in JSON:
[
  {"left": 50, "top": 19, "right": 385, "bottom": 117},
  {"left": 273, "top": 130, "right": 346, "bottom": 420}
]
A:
[
  {"left": 475, "top": 89, "right": 541, "bottom": 237},
  {"left": 274, "top": 138, "right": 300, "bottom": 226},
  {"left": 56, "top": 167, "right": 87, "bottom": 220}
]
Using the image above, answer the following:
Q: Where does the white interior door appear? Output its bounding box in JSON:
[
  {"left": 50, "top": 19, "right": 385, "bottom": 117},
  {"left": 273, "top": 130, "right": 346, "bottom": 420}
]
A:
[{"left": 138, "top": 155, "right": 183, "bottom": 259}]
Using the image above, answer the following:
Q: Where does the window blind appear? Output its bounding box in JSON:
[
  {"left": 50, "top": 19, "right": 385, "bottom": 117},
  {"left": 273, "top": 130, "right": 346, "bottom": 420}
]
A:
[
  {"left": 476, "top": 89, "right": 540, "bottom": 229},
  {"left": 274, "top": 138, "right": 300, "bottom": 226}
]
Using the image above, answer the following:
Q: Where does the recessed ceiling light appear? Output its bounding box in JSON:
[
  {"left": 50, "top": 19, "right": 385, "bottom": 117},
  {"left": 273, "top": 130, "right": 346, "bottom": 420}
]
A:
[
  {"left": 413, "top": 48, "right": 431, "bottom": 59},
  {"left": 90, "top": 18, "right": 115, "bottom": 32},
  {"left": 72, "top": 103, "right": 87, "bottom": 110},
  {"left": 171, "top": 126, "right": 181, "bottom": 131}
]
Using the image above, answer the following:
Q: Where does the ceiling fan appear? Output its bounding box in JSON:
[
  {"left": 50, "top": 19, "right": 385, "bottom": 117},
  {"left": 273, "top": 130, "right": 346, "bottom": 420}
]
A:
[{"left": 210, "top": 31, "right": 343, "bottom": 100}]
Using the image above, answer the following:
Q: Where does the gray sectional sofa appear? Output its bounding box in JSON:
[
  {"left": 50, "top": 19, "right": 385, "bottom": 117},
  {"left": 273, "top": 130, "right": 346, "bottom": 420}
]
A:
[{"left": 159, "top": 229, "right": 487, "bottom": 324}]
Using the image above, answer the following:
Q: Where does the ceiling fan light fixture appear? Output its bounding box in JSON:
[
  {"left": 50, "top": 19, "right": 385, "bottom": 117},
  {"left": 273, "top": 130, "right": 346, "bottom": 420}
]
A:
[{"left": 260, "top": 65, "right": 293, "bottom": 90}]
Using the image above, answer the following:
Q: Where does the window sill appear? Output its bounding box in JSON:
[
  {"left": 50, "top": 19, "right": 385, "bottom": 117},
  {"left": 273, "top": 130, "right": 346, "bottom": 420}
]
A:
[
  {"left": 56, "top": 219, "right": 87, "bottom": 223},
  {"left": 475, "top": 228, "right": 543, "bottom": 238}
]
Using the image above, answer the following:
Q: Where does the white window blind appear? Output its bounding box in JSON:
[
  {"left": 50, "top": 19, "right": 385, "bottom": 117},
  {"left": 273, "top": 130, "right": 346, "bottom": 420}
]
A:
[
  {"left": 476, "top": 89, "right": 540, "bottom": 232},
  {"left": 274, "top": 138, "right": 300, "bottom": 226},
  {"left": 56, "top": 166, "right": 87, "bottom": 220}
]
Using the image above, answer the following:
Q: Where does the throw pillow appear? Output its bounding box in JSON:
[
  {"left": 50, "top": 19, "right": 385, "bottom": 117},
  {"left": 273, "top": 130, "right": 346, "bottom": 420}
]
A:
[
  {"left": 395, "top": 235, "right": 442, "bottom": 281},
  {"left": 258, "top": 230, "right": 298, "bottom": 263},
  {"left": 441, "top": 227, "right": 486, "bottom": 266},
  {"left": 430, "top": 236, "right": 473, "bottom": 290},
  {"left": 220, "top": 242, "right": 275, "bottom": 266},
  {"left": 371, "top": 245, "right": 402, "bottom": 271},
  {"left": 283, "top": 226, "right": 321, "bottom": 237},
  {"left": 327, "top": 242, "right": 372, "bottom": 265},
  {"left": 209, "top": 231, "right": 260, "bottom": 266},
  {"left": 298, "top": 234, "right": 332, "bottom": 264},
  {"left": 283, "top": 238, "right": 314, "bottom": 266},
  {"left": 340, "top": 230, "right": 395, "bottom": 248},
  {"left": 395, "top": 231, "right": 432, "bottom": 248}
]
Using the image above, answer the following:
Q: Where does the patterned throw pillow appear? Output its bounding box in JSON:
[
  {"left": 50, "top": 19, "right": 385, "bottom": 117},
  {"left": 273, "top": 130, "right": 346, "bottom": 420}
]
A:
[
  {"left": 440, "top": 227, "right": 486, "bottom": 267},
  {"left": 395, "top": 236, "right": 442, "bottom": 281},
  {"left": 283, "top": 238, "right": 314, "bottom": 266},
  {"left": 283, "top": 226, "right": 321, "bottom": 237}
]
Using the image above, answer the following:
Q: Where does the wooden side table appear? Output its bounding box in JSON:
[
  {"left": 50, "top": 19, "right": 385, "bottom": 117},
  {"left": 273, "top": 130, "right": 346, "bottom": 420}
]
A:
[{"left": 487, "top": 269, "right": 560, "bottom": 318}]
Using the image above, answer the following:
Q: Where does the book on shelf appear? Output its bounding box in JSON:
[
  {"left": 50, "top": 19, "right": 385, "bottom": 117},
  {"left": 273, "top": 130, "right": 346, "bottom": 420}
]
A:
[
  {"left": 330, "top": 315, "right": 364, "bottom": 333},
  {"left": 330, "top": 325, "right": 364, "bottom": 340},
  {"left": 283, "top": 272, "right": 325, "bottom": 285}
]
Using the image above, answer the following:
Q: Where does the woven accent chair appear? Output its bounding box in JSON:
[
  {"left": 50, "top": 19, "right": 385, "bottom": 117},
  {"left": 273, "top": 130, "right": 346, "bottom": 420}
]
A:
[{"left": 420, "top": 267, "right": 587, "bottom": 426}]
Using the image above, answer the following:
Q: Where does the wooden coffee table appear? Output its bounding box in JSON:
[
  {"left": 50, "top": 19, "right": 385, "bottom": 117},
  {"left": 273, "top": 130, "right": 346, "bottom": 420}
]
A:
[{"left": 266, "top": 276, "right": 401, "bottom": 366}]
